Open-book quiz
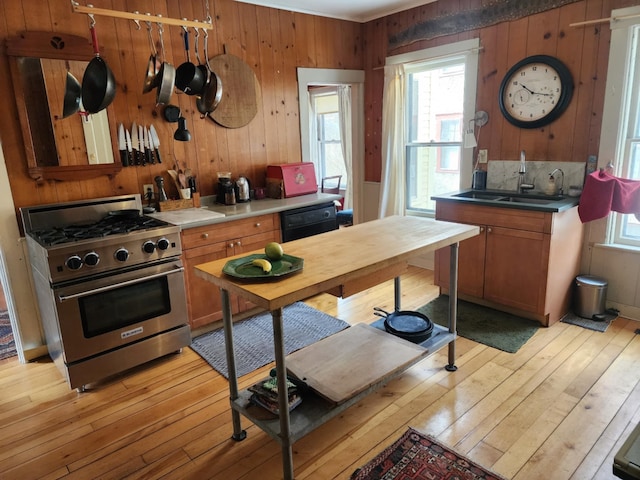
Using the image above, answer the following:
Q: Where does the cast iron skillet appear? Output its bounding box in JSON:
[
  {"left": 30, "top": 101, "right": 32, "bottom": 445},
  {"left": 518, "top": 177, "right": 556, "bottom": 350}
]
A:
[
  {"left": 107, "top": 209, "right": 141, "bottom": 219},
  {"left": 373, "top": 307, "right": 434, "bottom": 343}
]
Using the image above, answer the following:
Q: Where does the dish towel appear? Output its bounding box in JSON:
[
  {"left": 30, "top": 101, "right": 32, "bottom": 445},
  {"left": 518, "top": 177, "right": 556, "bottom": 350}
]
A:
[{"left": 578, "top": 170, "right": 640, "bottom": 223}]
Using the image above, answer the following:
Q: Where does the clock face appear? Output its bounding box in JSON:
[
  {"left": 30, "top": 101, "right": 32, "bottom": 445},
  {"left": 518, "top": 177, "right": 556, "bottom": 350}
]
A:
[{"left": 498, "top": 55, "right": 573, "bottom": 129}]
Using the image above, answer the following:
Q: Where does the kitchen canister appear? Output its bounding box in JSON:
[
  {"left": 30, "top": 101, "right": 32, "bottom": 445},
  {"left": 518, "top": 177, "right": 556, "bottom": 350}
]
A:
[
  {"left": 472, "top": 170, "right": 487, "bottom": 190},
  {"left": 574, "top": 274, "right": 608, "bottom": 319}
]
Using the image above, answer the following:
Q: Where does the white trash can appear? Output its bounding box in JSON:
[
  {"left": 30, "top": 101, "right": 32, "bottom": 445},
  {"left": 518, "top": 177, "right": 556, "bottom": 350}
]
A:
[{"left": 574, "top": 275, "right": 608, "bottom": 319}]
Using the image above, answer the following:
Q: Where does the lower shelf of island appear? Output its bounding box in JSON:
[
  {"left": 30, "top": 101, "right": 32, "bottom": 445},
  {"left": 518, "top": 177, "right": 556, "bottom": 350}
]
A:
[{"left": 231, "top": 323, "right": 455, "bottom": 445}]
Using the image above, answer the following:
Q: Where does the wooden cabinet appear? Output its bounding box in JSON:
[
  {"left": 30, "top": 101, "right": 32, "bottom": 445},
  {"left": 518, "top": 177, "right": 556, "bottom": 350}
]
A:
[
  {"left": 182, "top": 213, "right": 281, "bottom": 329},
  {"left": 434, "top": 202, "right": 583, "bottom": 326}
]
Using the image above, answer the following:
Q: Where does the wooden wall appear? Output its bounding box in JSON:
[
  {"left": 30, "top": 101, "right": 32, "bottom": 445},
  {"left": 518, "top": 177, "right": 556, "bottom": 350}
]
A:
[
  {"left": 2, "top": 0, "right": 637, "bottom": 211},
  {"left": 362, "top": 0, "right": 638, "bottom": 182},
  {"left": 0, "top": 0, "right": 363, "bottom": 211}
]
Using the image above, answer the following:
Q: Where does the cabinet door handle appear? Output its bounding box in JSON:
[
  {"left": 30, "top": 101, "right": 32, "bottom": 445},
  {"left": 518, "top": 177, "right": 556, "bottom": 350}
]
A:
[
  {"left": 255, "top": 222, "right": 261, "bottom": 228},
  {"left": 201, "top": 233, "right": 209, "bottom": 239},
  {"left": 487, "top": 227, "right": 492, "bottom": 233},
  {"left": 236, "top": 241, "right": 242, "bottom": 247},
  {"left": 228, "top": 242, "right": 235, "bottom": 248},
  {"left": 480, "top": 226, "right": 485, "bottom": 233}
]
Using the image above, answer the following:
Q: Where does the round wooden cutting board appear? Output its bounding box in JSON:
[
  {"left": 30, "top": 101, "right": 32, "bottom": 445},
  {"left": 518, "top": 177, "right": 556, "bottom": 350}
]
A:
[{"left": 208, "top": 53, "right": 261, "bottom": 129}]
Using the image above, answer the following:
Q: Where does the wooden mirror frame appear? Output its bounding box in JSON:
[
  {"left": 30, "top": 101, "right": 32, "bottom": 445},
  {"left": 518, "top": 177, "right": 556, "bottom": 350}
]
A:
[{"left": 6, "top": 31, "right": 121, "bottom": 182}]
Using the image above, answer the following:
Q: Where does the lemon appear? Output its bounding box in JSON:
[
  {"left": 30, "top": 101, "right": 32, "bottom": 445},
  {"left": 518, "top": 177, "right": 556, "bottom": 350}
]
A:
[{"left": 265, "top": 242, "right": 284, "bottom": 261}]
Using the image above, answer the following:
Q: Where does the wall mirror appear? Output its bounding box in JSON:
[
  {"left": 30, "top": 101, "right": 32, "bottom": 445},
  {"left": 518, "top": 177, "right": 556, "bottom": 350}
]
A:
[{"left": 6, "top": 31, "right": 121, "bottom": 182}]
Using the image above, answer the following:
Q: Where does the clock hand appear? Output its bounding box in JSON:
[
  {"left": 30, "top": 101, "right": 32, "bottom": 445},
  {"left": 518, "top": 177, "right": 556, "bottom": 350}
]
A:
[
  {"left": 522, "top": 83, "right": 554, "bottom": 97},
  {"left": 521, "top": 84, "right": 535, "bottom": 95}
]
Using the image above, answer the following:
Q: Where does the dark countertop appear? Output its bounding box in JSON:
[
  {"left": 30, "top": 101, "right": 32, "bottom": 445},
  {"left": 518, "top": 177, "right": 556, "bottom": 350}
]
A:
[
  {"left": 149, "top": 193, "right": 342, "bottom": 229},
  {"left": 432, "top": 189, "right": 580, "bottom": 212}
]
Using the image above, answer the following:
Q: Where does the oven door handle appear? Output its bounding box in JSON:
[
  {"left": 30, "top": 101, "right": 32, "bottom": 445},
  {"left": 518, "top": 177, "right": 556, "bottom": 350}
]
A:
[{"left": 57, "top": 265, "right": 184, "bottom": 302}]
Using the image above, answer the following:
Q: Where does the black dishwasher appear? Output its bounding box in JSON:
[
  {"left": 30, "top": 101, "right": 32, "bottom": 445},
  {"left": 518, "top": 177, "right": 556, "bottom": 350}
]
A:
[{"left": 280, "top": 202, "right": 338, "bottom": 242}]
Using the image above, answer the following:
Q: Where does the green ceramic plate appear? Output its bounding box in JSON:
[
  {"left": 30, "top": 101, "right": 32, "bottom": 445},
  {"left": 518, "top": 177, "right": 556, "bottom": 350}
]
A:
[{"left": 222, "top": 253, "right": 304, "bottom": 280}]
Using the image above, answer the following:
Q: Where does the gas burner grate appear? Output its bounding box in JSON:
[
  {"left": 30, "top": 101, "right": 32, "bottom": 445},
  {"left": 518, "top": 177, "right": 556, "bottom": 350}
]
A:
[{"left": 31, "top": 215, "right": 169, "bottom": 246}]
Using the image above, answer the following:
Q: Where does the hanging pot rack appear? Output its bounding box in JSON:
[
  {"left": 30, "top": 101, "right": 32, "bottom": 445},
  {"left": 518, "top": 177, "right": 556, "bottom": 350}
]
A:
[{"left": 70, "top": 1, "right": 213, "bottom": 30}]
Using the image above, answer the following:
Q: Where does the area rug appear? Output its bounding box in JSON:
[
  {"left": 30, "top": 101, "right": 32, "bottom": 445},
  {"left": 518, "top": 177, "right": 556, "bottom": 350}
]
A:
[
  {"left": 561, "top": 309, "right": 618, "bottom": 332},
  {"left": 416, "top": 295, "right": 539, "bottom": 353},
  {"left": 190, "top": 302, "right": 349, "bottom": 378},
  {"left": 0, "top": 310, "right": 16, "bottom": 361},
  {"left": 351, "top": 427, "right": 507, "bottom": 480}
]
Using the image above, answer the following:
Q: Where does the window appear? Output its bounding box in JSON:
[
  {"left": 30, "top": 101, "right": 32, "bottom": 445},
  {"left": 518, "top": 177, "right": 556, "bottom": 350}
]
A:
[
  {"left": 386, "top": 39, "right": 479, "bottom": 215},
  {"left": 600, "top": 6, "right": 640, "bottom": 248},
  {"left": 310, "top": 88, "right": 348, "bottom": 190}
]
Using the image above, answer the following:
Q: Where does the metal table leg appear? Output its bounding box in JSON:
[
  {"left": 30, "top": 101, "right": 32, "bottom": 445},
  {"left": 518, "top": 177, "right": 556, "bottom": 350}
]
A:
[
  {"left": 221, "top": 288, "right": 246, "bottom": 441},
  {"left": 272, "top": 307, "right": 295, "bottom": 480},
  {"left": 446, "top": 243, "right": 459, "bottom": 372}
]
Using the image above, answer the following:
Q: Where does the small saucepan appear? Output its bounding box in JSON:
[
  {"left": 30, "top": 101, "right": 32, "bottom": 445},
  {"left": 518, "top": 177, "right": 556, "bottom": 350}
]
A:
[
  {"left": 175, "top": 26, "right": 205, "bottom": 95},
  {"left": 155, "top": 23, "right": 175, "bottom": 106},
  {"left": 373, "top": 307, "right": 433, "bottom": 343}
]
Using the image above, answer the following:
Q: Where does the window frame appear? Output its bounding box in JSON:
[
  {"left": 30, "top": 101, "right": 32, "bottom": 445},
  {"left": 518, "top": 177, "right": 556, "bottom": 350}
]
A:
[
  {"left": 386, "top": 38, "right": 480, "bottom": 216},
  {"left": 599, "top": 6, "right": 640, "bottom": 249}
]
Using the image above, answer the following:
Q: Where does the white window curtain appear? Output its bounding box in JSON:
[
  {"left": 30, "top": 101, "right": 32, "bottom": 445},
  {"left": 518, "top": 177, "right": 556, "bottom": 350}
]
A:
[
  {"left": 307, "top": 92, "right": 320, "bottom": 179},
  {"left": 378, "top": 64, "right": 406, "bottom": 218},
  {"left": 337, "top": 85, "right": 352, "bottom": 209}
]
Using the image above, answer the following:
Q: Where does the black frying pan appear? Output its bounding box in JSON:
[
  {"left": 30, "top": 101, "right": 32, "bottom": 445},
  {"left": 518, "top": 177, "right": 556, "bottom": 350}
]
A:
[
  {"left": 82, "top": 24, "right": 116, "bottom": 114},
  {"left": 107, "top": 209, "right": 141, "bottom": 219},
  {"left": 373, "top": 307, "right": 433, "bottom": 343}
]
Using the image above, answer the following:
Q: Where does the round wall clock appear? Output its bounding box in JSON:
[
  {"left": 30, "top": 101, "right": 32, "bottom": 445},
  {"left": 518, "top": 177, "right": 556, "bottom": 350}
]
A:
[{"left": 498, "top": 55, "right": 574, "bottom": 129}]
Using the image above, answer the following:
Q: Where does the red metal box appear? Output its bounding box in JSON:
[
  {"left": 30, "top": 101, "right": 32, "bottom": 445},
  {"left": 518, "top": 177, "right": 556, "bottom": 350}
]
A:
[{"left": 266, "top": 162, "right": 318, "bottom": 198}]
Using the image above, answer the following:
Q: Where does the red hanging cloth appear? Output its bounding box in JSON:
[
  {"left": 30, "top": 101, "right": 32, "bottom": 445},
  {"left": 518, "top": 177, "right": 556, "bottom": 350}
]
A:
[{"left": 578, "top": 170, "right": 640, "bottom": 223}]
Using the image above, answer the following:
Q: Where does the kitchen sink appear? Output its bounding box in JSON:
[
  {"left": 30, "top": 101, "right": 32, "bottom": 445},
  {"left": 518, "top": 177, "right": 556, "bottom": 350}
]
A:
[
  {"left": 453, "top": 192, "right": 508, "bottom": 201},
  {"left": 498, "top": 196, "right": 560, "bottom": 205},
  {"left": 451, "top": 190, "right": 566, "bottom": 205},
  {"left": 434, "top": 190, "right": 578, "bottom": 212}
]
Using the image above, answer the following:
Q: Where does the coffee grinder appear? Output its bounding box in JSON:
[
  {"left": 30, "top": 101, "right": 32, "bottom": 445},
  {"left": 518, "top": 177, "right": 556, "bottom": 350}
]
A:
[{"left": 217, "top": 172, "right": 233, "bottom": 204}]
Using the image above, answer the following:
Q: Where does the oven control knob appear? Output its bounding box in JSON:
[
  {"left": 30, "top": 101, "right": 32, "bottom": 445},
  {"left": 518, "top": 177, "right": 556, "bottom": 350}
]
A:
[
  {"left": 65, "top": 255, "right": 83, "bottom": 271},
  {"left": 114, "top": 248, "right": 129, "bottom": 262},
  {"left": 83, "top": 251, "right": 100, "bottom": 267},
  {"left": 156, "top": 238, "right": 170, "bottom": 251},
  {"left": 142, "top": 241, "right": 156, "bottom": 254}
]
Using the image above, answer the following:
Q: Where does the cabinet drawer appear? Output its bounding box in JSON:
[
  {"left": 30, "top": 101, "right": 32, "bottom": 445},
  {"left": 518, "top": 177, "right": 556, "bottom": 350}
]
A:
[
  {"left": 435, "top": 202, "right": 552, "bottom": 233},
  {"left": 182, "top": 214, "right": 279, "bottom": 250}
]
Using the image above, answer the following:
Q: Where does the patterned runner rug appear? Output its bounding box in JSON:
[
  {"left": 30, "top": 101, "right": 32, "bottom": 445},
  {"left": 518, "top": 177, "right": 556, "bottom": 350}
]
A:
[
  {"left": 190, "top": 302, "right": 349, "bottom": 378},
  {"left": 351, "top": 427, "right": 507, "bottom": 480},
  {"left": 0, "top": 310, "right": 16, "bottom": 361}
]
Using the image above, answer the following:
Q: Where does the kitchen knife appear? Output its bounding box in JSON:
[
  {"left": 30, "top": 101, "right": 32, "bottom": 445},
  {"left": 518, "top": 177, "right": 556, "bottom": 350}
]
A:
[
  {"left": 144, "top": 127, "right": 153, "bottom": 165},
  {"left": 138, "top": 124, "right": 145, "bottom": 165},
  {"left": 125, "top": 128, "right": 134, "bottom": 167},
  {"left": 149, "top": 125, "right": 162, "bottom": 164},
  {"left": 131, "top": 122, "right": 140, "bottom": 165},
  {"left": 147, "top": 128, "right": 156, "bottom": 164},
  {"left": 118, "top": 124, "right": 128, "bottom": 166}
]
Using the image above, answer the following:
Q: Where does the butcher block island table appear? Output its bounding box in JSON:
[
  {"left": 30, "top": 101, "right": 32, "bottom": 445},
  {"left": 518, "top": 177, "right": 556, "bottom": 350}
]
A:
[{"left": 194, "top": 215, "right": 478, "bottom": 480}]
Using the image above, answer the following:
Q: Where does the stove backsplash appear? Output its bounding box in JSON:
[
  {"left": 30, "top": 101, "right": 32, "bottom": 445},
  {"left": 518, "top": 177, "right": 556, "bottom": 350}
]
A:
[{"left": 486, "top": 161, "right": 587, "bottom": 192}]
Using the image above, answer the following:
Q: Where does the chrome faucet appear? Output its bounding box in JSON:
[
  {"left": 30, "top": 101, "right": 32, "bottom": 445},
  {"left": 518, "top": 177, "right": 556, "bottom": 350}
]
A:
[
  {"left": 549, "top": 168, "right": 565, "bottom": 195},
  {"left": 517, "top": 150, "right": 535, "bottom": 193}
]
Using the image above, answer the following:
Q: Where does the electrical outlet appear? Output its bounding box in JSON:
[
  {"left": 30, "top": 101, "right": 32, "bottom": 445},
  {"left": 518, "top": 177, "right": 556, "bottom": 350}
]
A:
[
  {"left": 143, "top": 184, "right": 154, "bottom": 200},
  {"left": 478, "top": 149, "right": 488, "bottom": 164}
]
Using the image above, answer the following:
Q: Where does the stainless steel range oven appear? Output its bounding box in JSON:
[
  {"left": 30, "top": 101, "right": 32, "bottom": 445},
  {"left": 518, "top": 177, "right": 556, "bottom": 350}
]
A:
[{"left": 21, "top": 194, "right": 190, "bottom": 391}]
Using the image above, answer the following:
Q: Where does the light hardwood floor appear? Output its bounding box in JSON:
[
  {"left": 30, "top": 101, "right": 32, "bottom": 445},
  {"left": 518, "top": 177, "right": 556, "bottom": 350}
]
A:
[{"left": 0, "top": 266, "right": 638, "bottom": 479}]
